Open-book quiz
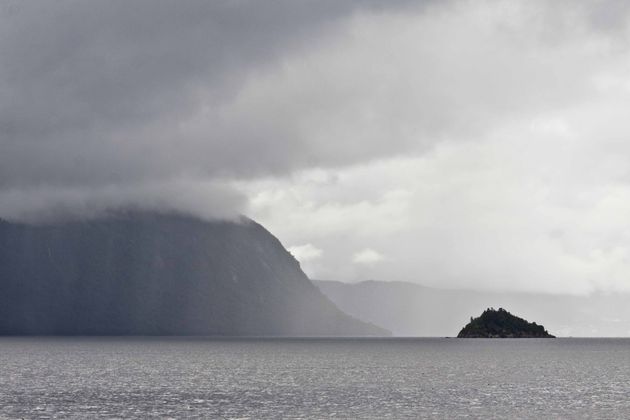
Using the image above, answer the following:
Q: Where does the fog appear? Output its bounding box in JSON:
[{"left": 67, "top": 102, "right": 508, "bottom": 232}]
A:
[{"left": 317, "top": 280, "right": 630, "bottom": 337}]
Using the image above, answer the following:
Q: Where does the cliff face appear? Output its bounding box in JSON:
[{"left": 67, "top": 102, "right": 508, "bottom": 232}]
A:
[
  {"left": 0, "top": 212, "right": 388, "bottom": 336},
  {"left": 457, "top": 308, "right": 555, "bottom": 338}
]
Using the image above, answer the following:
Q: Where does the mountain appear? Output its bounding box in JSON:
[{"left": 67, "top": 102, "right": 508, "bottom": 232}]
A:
[
  {"left": 315, "top": 280, "right": 630, "bottom": 337},
  {"left": 0, "top": 212, "right": 388, "bottom": 336},
  {"left": 457, "top": 308, "right": 555, "bottom": 338}
]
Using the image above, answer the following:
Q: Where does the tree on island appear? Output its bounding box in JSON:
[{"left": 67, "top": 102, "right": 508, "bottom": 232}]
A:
[{"left": 457, "top": 307, "right": 555, "bottom": 338}]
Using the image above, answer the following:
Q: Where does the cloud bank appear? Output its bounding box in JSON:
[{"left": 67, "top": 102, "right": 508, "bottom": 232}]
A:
[
  {"left": 1, "top": 0, "right": 416, "bottom": 219},
  {"left": 3, "top": 1, "right": 630, "bottom": 294}
]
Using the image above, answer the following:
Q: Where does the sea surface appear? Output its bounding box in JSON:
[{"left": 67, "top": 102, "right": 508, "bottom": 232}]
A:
[{"left": 1, "top": 337, "right": 630, "bottom": 419}]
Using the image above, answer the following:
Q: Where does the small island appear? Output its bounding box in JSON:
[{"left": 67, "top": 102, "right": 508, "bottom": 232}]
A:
[{"left": 457, "top": 308, "right": 555, "bottom": 338}]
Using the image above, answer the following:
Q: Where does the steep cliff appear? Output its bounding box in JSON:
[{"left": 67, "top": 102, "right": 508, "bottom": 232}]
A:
[{"left": 0, "top": 212, "right": 387, "bottom": 336}]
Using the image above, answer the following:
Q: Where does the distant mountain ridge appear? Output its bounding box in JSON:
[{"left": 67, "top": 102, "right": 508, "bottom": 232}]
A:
[
  {"left": 0, "top": 212, "right": 388, "bottom": 336},
  {"left": 315, "top": 279, "right": 630, "bottom": 337}
]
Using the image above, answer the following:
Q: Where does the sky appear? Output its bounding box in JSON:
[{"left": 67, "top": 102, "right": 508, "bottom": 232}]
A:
[{"left": 2, "top": 0, "right": 630, "bottom": 295}]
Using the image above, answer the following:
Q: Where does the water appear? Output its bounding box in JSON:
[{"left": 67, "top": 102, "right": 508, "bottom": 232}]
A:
[{"left": 1, "top": 338, "right": 629, "bottom": 419}]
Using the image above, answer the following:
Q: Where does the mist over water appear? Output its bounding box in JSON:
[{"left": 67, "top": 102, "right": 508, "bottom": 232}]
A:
[{"left": 2, "top": 337, "right": 630, "bottom": 419}]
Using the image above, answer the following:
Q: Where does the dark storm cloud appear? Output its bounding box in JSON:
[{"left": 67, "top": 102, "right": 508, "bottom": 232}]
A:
[
  {"left": 0, "top": 0, "right": 421, "bottom": 190},
  {"left": 0, "top": 1, "right": 390, "bottom": 220},
  {"left": 1, "top": 0, "right": 629, "bottom": 226},
  {"left": 0, "top": 0, "right": 431, "bottom": 221}
]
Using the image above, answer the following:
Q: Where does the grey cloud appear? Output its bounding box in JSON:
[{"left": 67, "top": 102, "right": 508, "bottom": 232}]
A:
[
  {"left": 2, "top": 0, "right": 630, "bottom": 223},
  {"left": 0, "top": 179, "right": 244, "bottom": 223},
  {"left": 0, "top": 0, "right": 425, "bottom": 187},
  {"left": 0, "top": 0, "right": 427, "bottom": 219},
  {"left": 1, "top": 1, "right": 331, "bottom": 185}
]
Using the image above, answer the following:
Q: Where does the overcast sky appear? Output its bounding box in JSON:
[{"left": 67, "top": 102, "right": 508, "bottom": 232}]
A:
[{"left": 2, "top": 0, "right": 630, "bottom": 294}]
